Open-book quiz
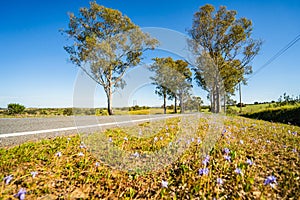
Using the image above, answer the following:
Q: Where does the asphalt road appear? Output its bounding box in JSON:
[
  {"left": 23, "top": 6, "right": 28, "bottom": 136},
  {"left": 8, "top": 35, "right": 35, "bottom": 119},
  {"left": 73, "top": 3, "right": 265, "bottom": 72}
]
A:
[{"left": 0, "top": 114, "right": 179, "bottom": 147}]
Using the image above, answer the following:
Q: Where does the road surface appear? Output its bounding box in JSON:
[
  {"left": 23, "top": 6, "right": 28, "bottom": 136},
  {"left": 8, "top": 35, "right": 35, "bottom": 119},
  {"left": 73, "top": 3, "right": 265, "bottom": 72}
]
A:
[{"left": 0, "top": 114, "right": 181, "bottom": 147}]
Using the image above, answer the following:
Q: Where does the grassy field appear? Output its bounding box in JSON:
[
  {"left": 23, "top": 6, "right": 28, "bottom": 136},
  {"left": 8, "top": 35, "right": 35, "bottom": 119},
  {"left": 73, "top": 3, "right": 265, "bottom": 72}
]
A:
[
  {"left": 1, "top": 115, "right": 299, "bottom": 199},
  {"left": 228, "top": 103, "right": 276, "bottom": 114},
  {"left": 239, "top": 104, "right": 300, "bottom": 126}
]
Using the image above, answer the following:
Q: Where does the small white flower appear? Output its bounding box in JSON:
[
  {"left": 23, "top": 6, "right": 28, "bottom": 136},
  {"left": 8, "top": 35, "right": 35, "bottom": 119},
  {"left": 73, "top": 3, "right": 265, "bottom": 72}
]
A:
[
  {"left": 132, "top": 152, "right": 140, "bottom": 158},
  {"left": 78, "top": 152, "right": 84, "bottom": 156},
  {"left": 240, "top": 140, "right": 244, "bottom": 144}
]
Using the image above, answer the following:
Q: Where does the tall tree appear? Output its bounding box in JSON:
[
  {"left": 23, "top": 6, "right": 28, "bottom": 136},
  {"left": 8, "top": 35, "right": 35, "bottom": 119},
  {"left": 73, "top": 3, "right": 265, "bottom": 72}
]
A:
[
  {"left": 63, "top": 1, "right": 158, "bottom": 115},
  {"left": 168, "top": 59, "right": 192, "bottom": 114},
  {"left": 188, "top": 4, "right": 262, "bottom": 113},
  {"left": 150, "top": 57, "right": 192, "bottom": 114}
]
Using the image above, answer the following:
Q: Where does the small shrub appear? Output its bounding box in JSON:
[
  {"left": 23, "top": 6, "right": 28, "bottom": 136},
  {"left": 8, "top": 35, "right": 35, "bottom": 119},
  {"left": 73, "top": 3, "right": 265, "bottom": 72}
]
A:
[
  {"left": 96, "top": 108, "right": 108, "bottom": 116},
  {"left": 7, "top": 103, "right": 25, "bottom": 115},
  {"left": 63, "top": 108, "right": 73, "bottom": 116},
  {"left": 236, "top": 103, "right": 246, "bottom": 107}
]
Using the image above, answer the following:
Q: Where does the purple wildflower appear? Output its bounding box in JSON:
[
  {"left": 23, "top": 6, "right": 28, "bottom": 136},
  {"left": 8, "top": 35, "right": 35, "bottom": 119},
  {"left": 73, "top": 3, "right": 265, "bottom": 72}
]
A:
[
  {"left": 55, "top": 151, "right": 62, "bottom": 157},
  {"left": 108, "top": 137, "right": 112, "bottom": 142},
  {"left": 198, "top": 168, "right": 209, "bottom": 176},
  {"left": 197, "top": 138, "right": 202, "bottom": 144},
  {"left": 246, "top": 159, "right": 253, "bottom": 165},
  {"left": 202, "top": 155, "right": 210, "bottom": 166},
  {"left": 223, "top": 148, "right": 230, "bottom": 154},
  {"left": 161, "top": 180, "right": 168, "bottom": 188},
  {"left": 292, "top": 148, "right": 297, "bottom": 153},
  {"left": 14, "top": 188, "right": 26, "bottom": 200},
  {"left": 264, "top": 175, "right": 277, "bottom": 188},
  {"left": 224, "top": 155, "right": 231, "bottom": 162},
  {"left": 217, "top": 178, "right": 223, "bottom": 185},
  {"left": 234, "top": 168, "right": 242, "bottom": 175},
  {"left": 95, "top": 162, "right": 100, "bottom": 167},
  {"left": 3, "top": 175, "right": 13, "bottom": 185},
  {"left": 124, "top": 137, "right": 128, "bottom": 141},
  {"left": 30, "top": 171, "right": 38, "bottom": 178}
]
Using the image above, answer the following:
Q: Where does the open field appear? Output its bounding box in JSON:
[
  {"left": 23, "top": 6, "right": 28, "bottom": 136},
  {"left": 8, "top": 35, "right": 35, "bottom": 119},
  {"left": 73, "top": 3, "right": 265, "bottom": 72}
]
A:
[
  {"left": 239, "top": 104, "right": 300, "bottom": 126},
  {"left": 1, "top": 115, "right": 299, "bottom": 199}
]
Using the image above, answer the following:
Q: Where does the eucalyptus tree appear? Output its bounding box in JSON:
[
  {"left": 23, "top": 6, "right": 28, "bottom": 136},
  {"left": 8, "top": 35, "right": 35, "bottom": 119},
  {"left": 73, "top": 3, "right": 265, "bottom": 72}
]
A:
[
  {"left": 63, "top": 1, "right": 158, "bottom": 115},
  {"left": 189, "top": 4, "right": 262, "bottom": 113},
  {"left": 150, "top": 57, "right": 192, "bottom": 114}
]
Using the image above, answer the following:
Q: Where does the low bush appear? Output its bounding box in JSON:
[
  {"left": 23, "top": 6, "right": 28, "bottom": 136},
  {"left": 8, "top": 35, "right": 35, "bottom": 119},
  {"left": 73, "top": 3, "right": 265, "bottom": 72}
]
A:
[{"left": 7, "top": 103, "right": 25, "bottom": 115}]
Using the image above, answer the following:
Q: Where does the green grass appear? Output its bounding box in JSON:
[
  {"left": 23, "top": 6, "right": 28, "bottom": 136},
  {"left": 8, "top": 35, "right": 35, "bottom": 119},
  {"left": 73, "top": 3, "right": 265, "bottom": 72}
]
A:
[
  {"left": 242, "top": 104, "right": 300, "bottom": 126},
  {"left": 228, "top": 103, "right": 277, "bottom": 114},
  {"left": 1, "top": 115, "right": 299, "bottom": 199}
]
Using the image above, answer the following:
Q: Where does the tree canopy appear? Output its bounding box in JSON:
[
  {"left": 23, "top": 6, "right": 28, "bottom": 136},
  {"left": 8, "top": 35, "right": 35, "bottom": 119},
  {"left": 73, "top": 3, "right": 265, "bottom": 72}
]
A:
[
  {"left": 150, "top": 57, "right": 192, "bottom": 114},
  {"left": 63, "top": 1, "right": 158, "bottom": 115},
  {"left": 189, "top": 4, "right": 262, "bottom": 113}
]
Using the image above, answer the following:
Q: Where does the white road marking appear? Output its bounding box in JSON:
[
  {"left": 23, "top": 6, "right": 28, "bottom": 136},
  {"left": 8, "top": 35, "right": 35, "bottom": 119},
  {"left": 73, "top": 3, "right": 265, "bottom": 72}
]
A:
[{"left": 0, "top": 115, "right": 177, "bottom": 138}]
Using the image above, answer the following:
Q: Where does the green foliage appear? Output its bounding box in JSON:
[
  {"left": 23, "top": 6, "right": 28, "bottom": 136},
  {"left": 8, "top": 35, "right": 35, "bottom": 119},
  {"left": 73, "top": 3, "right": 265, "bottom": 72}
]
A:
[
  {"left": 150, "top": 57, "right": 192, "bottom": 113},
  {"left": 184, "top": 96, "right": 203, "bottom": 112},
  {"left": 236, "top": 103, "right": 246, "bottom": 107},
  {"left": 63, "top": 1, "right": 158, "bottom": 115},
  {"left": 128, "top": 105, "right": 150, "bottom": 111},
  {"left": 243, "top": 105, "right": 300, "bottom": 126},
  {"left": 7, "top": 103, "right": 25, "bottom": 115},
  {"left": 95, "top": 108, "right": 108, "bottom": 116},
  {"left": 189, "top": 4, "right": 262, "bottom": 113},
  {"left": 62, "top": 108, "right": 73, "bottom": 116},
  {"left": 275, "top": 93, "right": 300, "bottom": 107}
]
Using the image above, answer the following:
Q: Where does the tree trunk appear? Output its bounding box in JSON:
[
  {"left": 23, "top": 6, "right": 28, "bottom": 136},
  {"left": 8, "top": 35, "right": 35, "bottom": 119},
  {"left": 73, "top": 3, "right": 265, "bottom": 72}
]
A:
[
  {"left": 174, "top": 96, "right": 177, "bottom": 113},
  {"left": 106, "top": 87, "right": 113, "bottom": 115},
  {"left": 210, "top": 91, "right": 214, "bottom": 113},
  {"left": 216, "top": 84, "right": 221, "bottom": 113},
  {"left": 163, "top": 92, "right": 166, "bottom": 114},
  {"left": 180, "top": 93, "right": 184, "bottom": 114},
  {"left": 223, "top": 93, "right": 226, "bottom": 113},
  {"left": 239, "top": 83, "right": 242, "bottom": 113}
]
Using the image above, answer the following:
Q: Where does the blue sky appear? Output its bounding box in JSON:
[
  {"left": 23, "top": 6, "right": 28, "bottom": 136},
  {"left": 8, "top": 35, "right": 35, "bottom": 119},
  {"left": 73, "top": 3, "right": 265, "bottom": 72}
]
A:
[{"left": 0, "top": 0, "right": 299, "bottom": 108}]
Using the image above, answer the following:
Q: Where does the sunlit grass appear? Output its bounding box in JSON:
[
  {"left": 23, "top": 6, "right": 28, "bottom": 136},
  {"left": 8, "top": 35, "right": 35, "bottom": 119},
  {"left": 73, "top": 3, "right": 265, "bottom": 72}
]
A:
[{"left": 0, "top": 115, "right": 299, "bottom": 199}]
